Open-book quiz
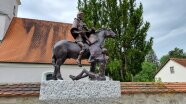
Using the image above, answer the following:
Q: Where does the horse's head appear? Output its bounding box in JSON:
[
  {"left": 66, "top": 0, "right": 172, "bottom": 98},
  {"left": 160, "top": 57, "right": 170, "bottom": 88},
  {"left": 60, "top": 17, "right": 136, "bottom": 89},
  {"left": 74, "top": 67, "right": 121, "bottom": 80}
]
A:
[
  {"left": 104, "top": 29, "right": 116, "bottom": 38},
  {"left": 94, "top": 28, "right": 116, "bottom": 43}
]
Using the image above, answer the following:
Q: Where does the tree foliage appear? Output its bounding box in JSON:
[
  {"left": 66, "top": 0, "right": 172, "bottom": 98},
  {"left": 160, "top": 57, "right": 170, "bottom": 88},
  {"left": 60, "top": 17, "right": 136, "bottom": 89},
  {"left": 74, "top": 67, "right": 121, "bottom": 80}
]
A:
[
  {"left": 77, "top": 0, "right": 153, "bottom": 81},
  {"left": 145, "top": 49, "right": 159, "bottom": 67},
  {"left": 134, "top": 49, "right": 158, "bottom": 82},
  {"left": 133, "top": 61, "right": 156, "bottom": 82},
  {"left": 168, "top": 47, "right": 186, "bottom": 58},
  {"left": 160, "top": 55, "right": 169, "bottom": 65},
  {"left": 160, "top": 47, "right": 186, "bottom": 64}
]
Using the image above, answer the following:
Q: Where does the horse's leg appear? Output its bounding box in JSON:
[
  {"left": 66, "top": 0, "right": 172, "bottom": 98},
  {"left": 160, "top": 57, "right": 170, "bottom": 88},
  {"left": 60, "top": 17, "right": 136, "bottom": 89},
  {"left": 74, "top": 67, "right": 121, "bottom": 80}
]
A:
[
  {"left": 52, "top": 55, "right": 57, "bottom": 80},
  {"left": 52, "top": 67, "right": 57, "bottom": 80},
  {"left": 90, "top": 61, "right": 96, "bottom": 73},
  {"left": 55, "top": 58, "right": 65, "bottom": 80}
]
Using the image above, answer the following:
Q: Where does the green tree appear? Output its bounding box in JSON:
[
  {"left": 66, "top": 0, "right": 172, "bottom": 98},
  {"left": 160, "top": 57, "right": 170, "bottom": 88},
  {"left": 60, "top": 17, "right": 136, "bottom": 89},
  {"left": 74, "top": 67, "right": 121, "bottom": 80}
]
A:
[
  {"left": 169, "top": 47, "right": 186, "bottom": 58},
  {"left": 78, "top": 0, "right": 153, "bottom": 81},
  {"left": 160, "top": 55, "right": 169, "bottom": 65},
  {"left": 160, "top": 47, "right": 186, "bottom": 64},
  {"left": 145, "top": 49, "right": 159, "bottom": 67},
  {"left": 134, "top": 49, "right": 158, "bottom": 82},
  {"left": 133, "top": 61, "right": 156, "bottom": 82}
]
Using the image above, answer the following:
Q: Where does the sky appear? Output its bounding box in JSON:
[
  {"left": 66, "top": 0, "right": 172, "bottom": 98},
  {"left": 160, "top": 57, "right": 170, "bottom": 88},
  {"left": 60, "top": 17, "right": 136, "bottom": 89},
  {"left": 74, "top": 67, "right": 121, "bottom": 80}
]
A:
[{"left": 17, "top": 0, "right": 186, "bottom": 59}]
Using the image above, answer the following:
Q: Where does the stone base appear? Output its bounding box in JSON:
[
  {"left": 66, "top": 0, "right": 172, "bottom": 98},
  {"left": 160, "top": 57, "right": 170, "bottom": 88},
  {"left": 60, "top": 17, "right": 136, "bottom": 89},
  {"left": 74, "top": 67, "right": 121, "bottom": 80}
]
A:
[{"left": 39, "top": 80, "right": 121, "bottom": 104}]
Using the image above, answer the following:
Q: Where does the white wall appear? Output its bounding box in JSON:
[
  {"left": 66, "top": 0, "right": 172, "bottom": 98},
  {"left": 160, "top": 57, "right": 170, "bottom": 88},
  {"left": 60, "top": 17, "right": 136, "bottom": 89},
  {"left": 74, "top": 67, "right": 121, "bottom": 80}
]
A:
[
  {"left": 155, "top": 60, "right": 186, "bottom": 82},
  {"left": 0, "top": 0, "right": 20, "bottom": 18},
  {"left": 0, "top": 0, "right": 21, "bottom": 40},
  {"left": 0, "top": 63, "right": 90, "bottom": 83},
  {"left": 0, "top": 14, "right": 10, "bottom": 40}
]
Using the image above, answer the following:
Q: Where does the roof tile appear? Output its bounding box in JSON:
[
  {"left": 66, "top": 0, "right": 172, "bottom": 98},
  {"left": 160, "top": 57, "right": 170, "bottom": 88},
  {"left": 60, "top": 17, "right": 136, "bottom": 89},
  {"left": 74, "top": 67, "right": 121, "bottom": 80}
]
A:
[
  {"left": 0, "top": 17, "right": 89, "bottom": 65},
  {"left": 0, "top": 83, "right": 40, "bottom": 97},
  {"left": 1, "top": 82, "right": 186, "bottom": 96},
  {"left": 171, "top": 58, "right": 186, "bottom": 67},
  {"left": 121, "top": 82, "right": 186, "bottom": 94}
]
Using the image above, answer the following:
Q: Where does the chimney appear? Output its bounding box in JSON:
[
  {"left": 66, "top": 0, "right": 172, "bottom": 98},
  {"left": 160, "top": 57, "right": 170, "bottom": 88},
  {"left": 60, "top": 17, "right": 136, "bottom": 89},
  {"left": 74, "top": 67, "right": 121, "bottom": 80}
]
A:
[{"left": 0, "top": 0, "right": 21, "bottom": 41}]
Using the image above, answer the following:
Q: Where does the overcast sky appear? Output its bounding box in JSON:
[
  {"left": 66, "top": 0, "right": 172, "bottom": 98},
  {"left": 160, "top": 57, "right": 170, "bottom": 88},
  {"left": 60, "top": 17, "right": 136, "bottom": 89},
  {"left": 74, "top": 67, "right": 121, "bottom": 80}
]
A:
[{"left": 17, "top": 0, "right": 186, "bottom": 59}]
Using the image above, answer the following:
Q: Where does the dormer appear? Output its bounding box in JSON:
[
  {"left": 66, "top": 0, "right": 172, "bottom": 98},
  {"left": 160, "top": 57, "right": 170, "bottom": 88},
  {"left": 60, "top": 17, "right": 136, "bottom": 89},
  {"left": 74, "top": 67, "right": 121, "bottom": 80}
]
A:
[{"left": 0, "top": 0, "right": 21, "bottom": 41}]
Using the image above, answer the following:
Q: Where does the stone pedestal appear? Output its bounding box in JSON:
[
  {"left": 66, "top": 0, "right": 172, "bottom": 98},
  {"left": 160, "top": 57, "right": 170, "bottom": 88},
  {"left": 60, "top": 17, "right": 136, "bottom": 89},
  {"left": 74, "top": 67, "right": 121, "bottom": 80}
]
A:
[{"left": 39, "top": 80, "right": 121, "bottom": 104}]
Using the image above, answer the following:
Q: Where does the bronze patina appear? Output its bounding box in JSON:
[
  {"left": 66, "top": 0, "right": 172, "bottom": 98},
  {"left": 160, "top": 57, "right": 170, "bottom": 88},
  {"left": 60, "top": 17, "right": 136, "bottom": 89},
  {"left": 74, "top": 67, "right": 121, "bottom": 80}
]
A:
[{"left": 52, "top": 12, "right": 116, "bottom": 81}]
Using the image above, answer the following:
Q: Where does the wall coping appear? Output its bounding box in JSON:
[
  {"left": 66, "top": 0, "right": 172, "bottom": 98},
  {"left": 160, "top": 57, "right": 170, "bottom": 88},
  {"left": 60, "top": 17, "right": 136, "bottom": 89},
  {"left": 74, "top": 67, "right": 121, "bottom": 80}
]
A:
[{"left": 0, "top": 82, "right": 186, "bottom": 97}]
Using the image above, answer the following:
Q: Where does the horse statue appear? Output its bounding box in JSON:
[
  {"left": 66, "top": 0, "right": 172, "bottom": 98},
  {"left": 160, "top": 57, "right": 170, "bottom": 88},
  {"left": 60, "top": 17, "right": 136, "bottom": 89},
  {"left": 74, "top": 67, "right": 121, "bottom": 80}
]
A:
[{"left": 52, "top": 28, "right": 116, "bottom": 80}]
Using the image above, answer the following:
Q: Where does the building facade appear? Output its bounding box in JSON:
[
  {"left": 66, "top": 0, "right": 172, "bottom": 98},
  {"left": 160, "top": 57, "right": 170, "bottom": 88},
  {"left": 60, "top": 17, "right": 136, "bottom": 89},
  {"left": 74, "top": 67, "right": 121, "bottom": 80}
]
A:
[
  {"left": 0, "top": 0, "right": 21, "bottom": 40},
  {"left": 0, "top": 0, "right": 90, "bottom": 83},
  {"left": 155, "top": 58, "right": 186, "bottom": 82}
]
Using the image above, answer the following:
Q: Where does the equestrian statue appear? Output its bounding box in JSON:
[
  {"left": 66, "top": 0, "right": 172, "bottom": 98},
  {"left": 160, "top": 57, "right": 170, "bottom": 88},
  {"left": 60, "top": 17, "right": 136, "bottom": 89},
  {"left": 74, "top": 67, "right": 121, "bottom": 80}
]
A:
[{"left": 52, "top": 12, "right": 116, "bottom": 80}]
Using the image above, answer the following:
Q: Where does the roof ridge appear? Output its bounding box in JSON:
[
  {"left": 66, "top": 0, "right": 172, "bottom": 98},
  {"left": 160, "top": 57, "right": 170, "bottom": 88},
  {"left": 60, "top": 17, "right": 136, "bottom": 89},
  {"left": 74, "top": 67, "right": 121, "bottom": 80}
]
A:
[
  {"left": 14, "top": 17, "right": 72, "bottom": 25},
  {"left": 170, "top": 58, "right": 186, "bottom": 60},
  {"left": 170, "top": 58, "right": 186, "bottom": 68}
]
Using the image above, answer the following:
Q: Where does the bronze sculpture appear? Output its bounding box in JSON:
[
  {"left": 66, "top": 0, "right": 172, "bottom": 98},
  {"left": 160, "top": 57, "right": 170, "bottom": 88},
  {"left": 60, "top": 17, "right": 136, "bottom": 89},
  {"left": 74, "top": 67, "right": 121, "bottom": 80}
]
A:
[
  {"left": 71, "top": 12, "right": 94, "bottom": 67},
  {"left": 69, "top": 28, "right": 113, "bottom": 80},
  {"left": 52, "top": 28, "right": 116, "bottom": 80},
  {"left": 52, "top": 12, "right": 116, "bottom": 80}
]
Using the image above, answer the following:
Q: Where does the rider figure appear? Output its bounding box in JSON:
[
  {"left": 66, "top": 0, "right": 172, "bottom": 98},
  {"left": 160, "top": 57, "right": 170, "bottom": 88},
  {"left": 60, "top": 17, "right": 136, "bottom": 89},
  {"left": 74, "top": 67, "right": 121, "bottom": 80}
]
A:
[{"left": 70, "top": 12, "right": 91, "bottom": 67}]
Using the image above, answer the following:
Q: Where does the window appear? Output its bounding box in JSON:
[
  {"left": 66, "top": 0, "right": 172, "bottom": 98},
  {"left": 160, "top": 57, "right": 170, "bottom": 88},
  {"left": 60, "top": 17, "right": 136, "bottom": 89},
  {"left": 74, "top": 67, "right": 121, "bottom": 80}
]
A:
[
  {"left": 13, "top": 6, "right": 16, "bottom": 16},
  {"left": 170, "top": 66, "right": 174, "bottom": 74}
]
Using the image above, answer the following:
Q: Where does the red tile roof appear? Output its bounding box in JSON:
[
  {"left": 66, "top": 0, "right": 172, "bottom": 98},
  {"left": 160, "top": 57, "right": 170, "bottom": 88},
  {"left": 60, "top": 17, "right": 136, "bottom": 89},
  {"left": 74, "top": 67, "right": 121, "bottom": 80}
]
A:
[
  {"left": 0, "top": 83, "right": 40, "bottom": 97},
  {"left": 121, "top": 82, "right": 186, "bottom": 94},
  {"left": 155, "top": 58, "right": 186, "bottom": 76},
  {"left": 1, "top": 82, "right": 186, "bottom": 96},
  {"left": 171, "top": 58, "right": 186, "bottom": 68},
  {"left": 0, "top": 17, "right": 88, "bottom": 65}
]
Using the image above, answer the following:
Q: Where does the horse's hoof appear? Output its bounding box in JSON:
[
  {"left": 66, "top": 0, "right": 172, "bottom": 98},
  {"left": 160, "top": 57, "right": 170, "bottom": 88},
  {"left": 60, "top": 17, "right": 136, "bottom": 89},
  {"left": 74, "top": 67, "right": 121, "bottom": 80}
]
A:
[
  {"left": 57, "top": 78, "right": 63, "bottom": 80},
  {"left": 77, "top": 63, "right": 82, "bottom": 67},
  {"left": 78, "top": 64, "right": 82, "bottom": 67},
  {"left": 56, "top": 76, "right": 63, "bottom": 80},
  {"left": 52, "top": 77, "right": 57, "bottom": 80},
  {"left": 76, "top": 60, "right": 82, "bottom": 67},
  {"left": 51, "top": 75, "right": 57, "bottom": 80},
  {"left": 69, "top": 75, "right": 76, "bottom": 80}
]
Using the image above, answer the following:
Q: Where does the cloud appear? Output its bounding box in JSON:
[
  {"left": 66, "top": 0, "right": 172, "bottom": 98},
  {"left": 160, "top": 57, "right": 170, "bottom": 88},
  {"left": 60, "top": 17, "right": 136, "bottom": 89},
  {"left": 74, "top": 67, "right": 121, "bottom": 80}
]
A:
[
  {"left": 138, "top": 0, "right": 186, "bottom": 58},
  {"left": 18, "top": 0, "right": 78, "bottom": 23},
  {"left": 155, "top": 25, "right": 186, "bottom": 43},
  {"left": 17, "top": 0, "right": 186, "bottom": 59}
]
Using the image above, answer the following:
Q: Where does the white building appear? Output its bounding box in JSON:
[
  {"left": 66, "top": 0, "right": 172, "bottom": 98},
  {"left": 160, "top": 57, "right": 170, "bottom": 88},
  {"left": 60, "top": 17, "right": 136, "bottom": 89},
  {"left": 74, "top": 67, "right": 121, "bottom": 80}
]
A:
[
  {"left": 0, "top": 0, "right": 89, "bottom": 83},
  {"left": 155, "top": 58, "right": 186, "bottom": 82},
  {"left": 0, "top": 0, "right": 21, "bottom": 40}
]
